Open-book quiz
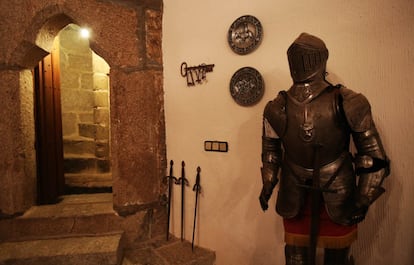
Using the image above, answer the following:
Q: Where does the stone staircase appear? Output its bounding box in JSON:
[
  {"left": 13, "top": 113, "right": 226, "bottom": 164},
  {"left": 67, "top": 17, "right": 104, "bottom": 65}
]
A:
[
  {"left": 0, "top": 193, "right": 123, "bottom": 265},
  {"left": 63, "top": 136, "right": 112, "bottom": 193},
  {"left": 0, "top": 194, "right": 216, "bottom": 265}
]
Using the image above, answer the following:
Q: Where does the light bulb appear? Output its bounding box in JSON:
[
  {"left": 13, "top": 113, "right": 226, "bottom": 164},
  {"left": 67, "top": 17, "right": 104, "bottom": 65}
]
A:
[{"left": 80, "top": 28, "right": 90, "bottom": 39}]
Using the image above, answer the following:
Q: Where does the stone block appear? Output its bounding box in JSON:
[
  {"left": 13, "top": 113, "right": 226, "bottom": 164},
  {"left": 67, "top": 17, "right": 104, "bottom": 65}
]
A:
[
  {"left": 64, "top": 157, "right": 97, "bottom": 173},
  {"left": 81, "top": 73, "right": 94, "bottom": 90},
  {"left": 94, "top": 73, "right": 109, "bottom": 91},
  {"left": 11, "top": 216, "right": 75, "bottom": 239},
  {"left": 63, "top": 138, "right": 95, "bottom": 156},
  {"left": 150, "top": 205, "right": 168, "bottom": 238},
  {"left": 94, "top": 90, "right": 109, "bottom": 108},
  {"left": 0, "top": 233, "right": 124, "bottom": 265},
  {"left": 60, "top": 70, "right": 81, "bottom": 90},
  {"left": 0, "top": 70, "right": 33, "bottom": 215},
  {"left": 79, "top": 123, "right": 97, "bottom": 139},
  {"left": 96, "top": 124, "right": 109, "bottom": 141},
  {"left": 117, "top": 211, "right": 149, "bottom": 246},
  {"left": 94, "top": 108, "right": 110, "bottom": 125},
  {"left": 146, "top": 31, "right": 162, "bottom": 65},
  {"left": 110, "top": 69, "right": 165, "bottom": 207},
  {"left": 68, "top": 53, "right": 93, "bottom": 72},
  {"left": 78, "top": 123, "right": 109, "bottom": 141},
  {"left": 92, "top": 53, "right": 110, "bottom": 74},
  {"left": 61, "top": 113, "right": 78, "bottom": 136},
  {"left": 61, "top": 89, "right": 95, "bottom": 112},
  {"left": 63, "top": 157, "right": 110, "bottom": 174},
  {"left": 145, "top": 9, "right": 162, "bottom": 31},
  {"left": 64, "top": 173, "right": 112, "bottom": 188},
  {"left": 145, "top": 10, "right": 162, "bottom": 65},
  {"left": 95, "top": 141, "right": 110, "bottom": 158},
  {"left": 79, "top": 112, "right": 94, "bottom": 123},
  {"left": 97, "top": 159, "right": 111, "bottom": 173},
  {"left": 0, "top": 194, "right": 119, "bottom": 241}
]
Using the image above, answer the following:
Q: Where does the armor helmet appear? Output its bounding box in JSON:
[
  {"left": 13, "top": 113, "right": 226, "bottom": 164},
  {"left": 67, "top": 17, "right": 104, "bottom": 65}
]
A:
[{"left": 287, "top": 33, "right": 329, "bottom": 83}]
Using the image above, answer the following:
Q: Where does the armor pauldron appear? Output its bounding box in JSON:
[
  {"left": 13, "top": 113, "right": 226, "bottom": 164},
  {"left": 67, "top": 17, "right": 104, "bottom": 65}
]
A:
[
  {"left": 341, "top": 88, "right": 372, "bottom": 132},
  {"left": 264, "top": 92, "right": 287, "bottom": 137}
]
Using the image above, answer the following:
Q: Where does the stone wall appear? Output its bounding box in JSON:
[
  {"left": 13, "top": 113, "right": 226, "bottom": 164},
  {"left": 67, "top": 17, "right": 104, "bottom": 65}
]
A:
[
  {"left": 0, "top": 1, "right": 166, "bottom": 243},
  {"left": 0, "top": 70, "right": 37, "bottom": 217}
]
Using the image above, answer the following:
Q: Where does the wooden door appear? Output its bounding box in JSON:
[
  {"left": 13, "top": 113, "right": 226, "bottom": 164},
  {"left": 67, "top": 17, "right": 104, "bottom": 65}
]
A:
[{"left": 34, "top": 41, "right": 65, "bottom": 204}]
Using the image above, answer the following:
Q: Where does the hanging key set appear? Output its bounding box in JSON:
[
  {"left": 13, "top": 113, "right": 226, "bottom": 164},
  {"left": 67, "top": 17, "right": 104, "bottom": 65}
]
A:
[
  {"left": 165, "top": 160, "right": 202, "bottom": 252},
  {"left": 180, "top": 62, "right": 215, "bottom": 86}
]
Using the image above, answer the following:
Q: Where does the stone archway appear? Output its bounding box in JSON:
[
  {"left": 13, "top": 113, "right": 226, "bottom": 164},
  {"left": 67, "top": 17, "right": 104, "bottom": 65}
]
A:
[{"left": 0, "top": 0, "right": 166, "bottom": 216}]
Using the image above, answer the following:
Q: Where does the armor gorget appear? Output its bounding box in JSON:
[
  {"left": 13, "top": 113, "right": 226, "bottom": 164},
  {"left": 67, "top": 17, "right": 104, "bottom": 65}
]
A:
[{"left": 288, "top": 81, "right": 328, "bottom": 103}]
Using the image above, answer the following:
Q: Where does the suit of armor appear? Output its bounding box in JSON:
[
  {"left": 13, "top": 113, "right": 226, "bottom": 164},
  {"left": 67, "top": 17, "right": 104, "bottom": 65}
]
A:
[{"left": 259, "top": 33, "right": 390, "bottom": 265}]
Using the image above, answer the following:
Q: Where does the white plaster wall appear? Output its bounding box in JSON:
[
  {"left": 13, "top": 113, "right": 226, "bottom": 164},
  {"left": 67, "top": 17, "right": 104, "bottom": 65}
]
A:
[{"left": 163, "top": 1, "right": 414, "bottom": 264}]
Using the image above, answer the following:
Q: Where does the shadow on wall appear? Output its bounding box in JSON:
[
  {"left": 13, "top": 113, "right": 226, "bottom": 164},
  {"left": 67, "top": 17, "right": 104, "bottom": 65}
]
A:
[{"left": 220, "top": 110, "right": 285, "bottom": 264}]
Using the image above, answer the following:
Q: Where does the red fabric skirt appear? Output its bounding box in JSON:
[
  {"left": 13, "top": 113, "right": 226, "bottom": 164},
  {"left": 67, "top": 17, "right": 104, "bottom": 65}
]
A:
[{"left": 283, "top": 198, "right": 357, "bottom": 249}]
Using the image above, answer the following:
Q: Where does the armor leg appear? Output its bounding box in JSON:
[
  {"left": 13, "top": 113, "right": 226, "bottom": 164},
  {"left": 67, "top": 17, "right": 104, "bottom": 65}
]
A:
[
  {"left": 324, "top": 248, "right": 350, "bottom": 265},
  {"left": 285, "top": 245, "right": 309, "bottom": 265}
]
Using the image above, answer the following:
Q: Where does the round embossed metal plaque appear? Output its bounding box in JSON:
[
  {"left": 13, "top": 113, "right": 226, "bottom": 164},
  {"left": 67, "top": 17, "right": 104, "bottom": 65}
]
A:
[
  {"left": 230, "top": 67, "right": 264, "bottom": 106},
  {"left": 227, "top": 15, "right": 263, "bottom": 55}
]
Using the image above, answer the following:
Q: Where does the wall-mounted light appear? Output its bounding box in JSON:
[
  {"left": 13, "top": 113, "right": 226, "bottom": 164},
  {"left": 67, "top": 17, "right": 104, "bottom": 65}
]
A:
[{"left": 80, "top": 28, "right": 90, "bottom": 39}]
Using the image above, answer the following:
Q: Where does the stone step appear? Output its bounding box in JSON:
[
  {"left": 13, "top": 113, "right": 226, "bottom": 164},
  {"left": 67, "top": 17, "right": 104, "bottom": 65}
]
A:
[
  {"left": 78, "top": 122, "right": 109, "bottom": 140},
  {"left": 123, "top": 236, "right": 216, "bottom": 265},
  {"left": 63, "top": 137, "right": 109, "bottom": 158},
  {"left": 64, "top": 156, "right": 110, "bottom": 173},
  {"left": 65, "top": 172, "right": 112, "bottom": 188},
  {"left": 64, "top": 173, "right": 112, "bottom": 194},
  {"left": 0, "top": 194, "right": 118, "bottom": 242},
  {"left": 0, "top": 232, "right": 124, "bottom": 265},
  {"left": 63, "top": 137, "right": 95, "bottom": 156}
]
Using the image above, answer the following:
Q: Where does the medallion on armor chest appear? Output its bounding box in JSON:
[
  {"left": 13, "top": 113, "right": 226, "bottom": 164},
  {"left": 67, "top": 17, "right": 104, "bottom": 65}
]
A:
[{"left": 299, "top": 106, "right": 314, "bottom": 142}]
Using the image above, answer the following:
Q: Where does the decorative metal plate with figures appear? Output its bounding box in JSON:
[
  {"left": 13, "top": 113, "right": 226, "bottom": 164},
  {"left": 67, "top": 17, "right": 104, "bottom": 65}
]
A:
[
  {"left": 230, "top": 67, "right": 264, "bottom": 106},
  {"left": 227, "top": 15, "right": 263, "bottom": 55}
]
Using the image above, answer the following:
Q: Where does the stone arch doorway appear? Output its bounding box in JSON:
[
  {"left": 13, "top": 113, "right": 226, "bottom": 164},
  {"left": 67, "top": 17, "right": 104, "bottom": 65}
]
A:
[
  {"left": 34, "top": 23, "right": 113, "bottom": 204},
  {"left": 0, "top": 1, "right": 165, "bottom": 216}
]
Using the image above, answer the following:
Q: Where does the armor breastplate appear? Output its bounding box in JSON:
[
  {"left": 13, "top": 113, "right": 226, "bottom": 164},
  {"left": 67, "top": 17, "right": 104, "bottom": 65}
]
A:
[{"left": 282, "top": 86, "right": 350, "bottom": 168}]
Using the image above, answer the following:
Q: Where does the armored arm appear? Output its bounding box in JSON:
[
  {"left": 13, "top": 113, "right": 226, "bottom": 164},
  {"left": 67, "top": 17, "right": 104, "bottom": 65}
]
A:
[
  {"left": 260, "top": 119, "right": 282, "bottom": 211},
  {"left": 353, "top": 129, "right": 390, "bottom": 204},
  {"left": 341, "top": 88, "right": 390, "bottom": 222},
  {"left": 259, "top": 96, "right": 286, "bottom": 211}
]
